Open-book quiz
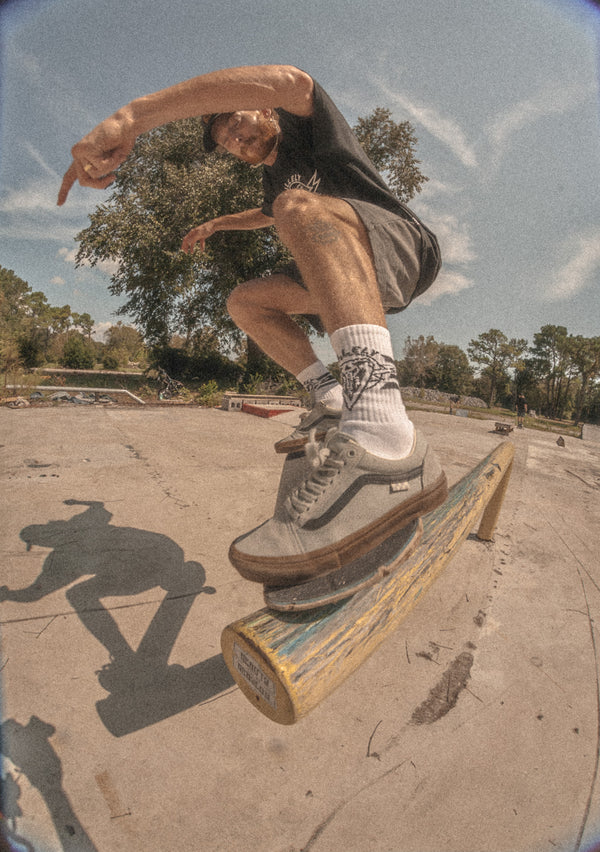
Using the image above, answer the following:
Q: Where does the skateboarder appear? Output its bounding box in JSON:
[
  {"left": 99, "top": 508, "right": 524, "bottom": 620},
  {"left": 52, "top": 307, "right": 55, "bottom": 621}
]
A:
[
  {"left": 58, "top": 64, "right": 447, "bottom": 586},
  {"left": 516, "top": 393, "right": 527, "bottom": 428}
]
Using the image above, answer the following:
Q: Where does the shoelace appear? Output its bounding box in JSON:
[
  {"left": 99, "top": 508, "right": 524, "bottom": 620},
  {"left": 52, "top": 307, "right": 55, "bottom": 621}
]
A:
[{"left": 285, "top": 429, "right": 345, "bottom": 522}]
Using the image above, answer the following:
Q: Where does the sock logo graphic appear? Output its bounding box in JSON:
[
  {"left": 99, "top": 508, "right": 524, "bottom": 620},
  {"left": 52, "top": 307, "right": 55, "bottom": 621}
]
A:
[
  {"left": 340, "top": 346, "right": 400, "bottom": 410},
  {"left": 304, "top": 372, "right": 338, "bottom": 395}
]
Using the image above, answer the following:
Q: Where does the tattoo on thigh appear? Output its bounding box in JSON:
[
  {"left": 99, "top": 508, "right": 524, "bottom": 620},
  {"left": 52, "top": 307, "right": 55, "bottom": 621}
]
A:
[{"left": 307, "top": 219, "right": 341, "bottom": 245}]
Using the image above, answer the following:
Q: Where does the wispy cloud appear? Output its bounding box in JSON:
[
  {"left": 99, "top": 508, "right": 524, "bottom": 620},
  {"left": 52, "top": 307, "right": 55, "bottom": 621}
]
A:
[
  {"left": 1, "top": 185, "right": 61, "bottom": 215},
  {"left": 417, "top": 270, "right": 475, "bottom": 305},
  {"left": 417, "top": 178, "right": 462, "bottom": 199},
  {"left": 409, "top": 202, "right": 476, "bottom": 304},
  {"left": 0, "top": 176, "right": 93, "bottom": 215},
  {"left": 369, "top": 75, "right": 478, "bottom": 169},
  {"left": 23, "top": 143, "right": 60, "bottom": 179},
  {"left": 546, "top": 227, "right": 600, "bottom": 301},
  {"left": 368, "top": 70, "right": 593, "bottom": 182},
  {"left": 423, "top": 211, "right": 476, "bottom": 266},
  {"left": 8, "top": 41, "right": 98, "bottom": 131},
  {"left": 0, "top": 177, "right": 96, "bottom": 244},
  {"left": 57, "top": 247, "right": 77, "bottom": 264},
  {"left": 58, "top": 245, "right": 120, "bottom": 277},
  {"left": 486, "top": 80, "right": 593, "bottom": 171}
]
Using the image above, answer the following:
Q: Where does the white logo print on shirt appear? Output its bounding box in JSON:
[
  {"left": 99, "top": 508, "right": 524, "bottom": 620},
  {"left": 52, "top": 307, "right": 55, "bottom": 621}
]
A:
[{"left": 284, "top": 170, "right": 321, "bottom": 193}]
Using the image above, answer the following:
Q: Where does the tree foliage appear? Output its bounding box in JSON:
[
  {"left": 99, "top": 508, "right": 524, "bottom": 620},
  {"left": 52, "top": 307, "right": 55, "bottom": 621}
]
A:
[
  {"left": 0, "top": 264, "right": 145, "bottom": 372},
  {"left": 61, "top": 334, "right": 95, "bottom": 369},
  {"left": 0, "top": 265, "right": 74, "bottom": 368},
  {"left": 431, "top": 344, "right": 474, "bottom": 396},
  {"left": 468, "top": 329, "right": 528, "bottom": 407},
  {"left": 2, "top": 260, "right": 599, "bottom": 420},
  {"left": 353, "top": 107, "right": 427, "bottom": 202},
  {"left": 569, "top": 335, "right": 600, "bottom": 422},
  {"left": 400, "top": 335, "right": 440, "bottom": 388}
]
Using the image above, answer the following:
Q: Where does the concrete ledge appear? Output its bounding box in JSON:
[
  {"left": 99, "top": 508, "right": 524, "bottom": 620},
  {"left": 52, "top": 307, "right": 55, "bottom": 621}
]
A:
[{"left": 221, "top": 391, "right": 302, "bottom": 411}]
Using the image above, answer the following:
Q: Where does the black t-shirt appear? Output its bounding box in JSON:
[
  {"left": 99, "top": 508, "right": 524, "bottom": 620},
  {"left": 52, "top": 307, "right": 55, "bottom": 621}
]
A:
[
  {"left": 262, "top": 79, "right": 441, "bottom": 302},
  {"left": 262, "top": 80, "right": 418, "bottom": 221}
]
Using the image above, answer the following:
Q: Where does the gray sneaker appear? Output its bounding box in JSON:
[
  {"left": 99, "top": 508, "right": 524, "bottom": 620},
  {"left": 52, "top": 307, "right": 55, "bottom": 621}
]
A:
[
  {"left": 274, "top": 401, "right": 342, "bottom": 453},
  {"left": 229, "top": 429, "right": 448, "bottom": 584}
]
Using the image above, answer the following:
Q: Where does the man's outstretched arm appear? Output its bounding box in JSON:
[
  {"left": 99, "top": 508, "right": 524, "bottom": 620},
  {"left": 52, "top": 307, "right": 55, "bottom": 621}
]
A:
[
  {"left": 181, "top": 208, "right": 274, "bottom": 255},
  {"left": 57, "top": 65, "right": 313, "bottom": 206}
]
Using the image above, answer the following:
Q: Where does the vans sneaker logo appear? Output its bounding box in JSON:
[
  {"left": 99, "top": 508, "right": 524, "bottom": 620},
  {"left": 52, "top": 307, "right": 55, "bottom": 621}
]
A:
[{"left": 390, "top": 481, "right": 410, "bottom": 492}]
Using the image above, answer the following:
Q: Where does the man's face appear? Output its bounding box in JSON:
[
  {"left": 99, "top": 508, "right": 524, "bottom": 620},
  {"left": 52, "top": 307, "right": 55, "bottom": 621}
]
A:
[{"left": 212, "top": 110, "right": 279, "bottom": 165}]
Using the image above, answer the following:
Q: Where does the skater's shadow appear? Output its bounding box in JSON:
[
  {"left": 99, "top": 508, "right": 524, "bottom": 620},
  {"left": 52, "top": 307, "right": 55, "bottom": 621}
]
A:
[
  {"left": 1, "top": 716, "right": 98, "bottom": 852},
  {"left": 2, "top": 500, "right": 235, "bottom": 736}
]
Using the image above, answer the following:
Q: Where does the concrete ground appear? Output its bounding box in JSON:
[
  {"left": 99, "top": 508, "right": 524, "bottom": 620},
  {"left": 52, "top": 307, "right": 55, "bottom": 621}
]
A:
[{"left": 1, "top": 404, "right": 599, "bottom": 852}]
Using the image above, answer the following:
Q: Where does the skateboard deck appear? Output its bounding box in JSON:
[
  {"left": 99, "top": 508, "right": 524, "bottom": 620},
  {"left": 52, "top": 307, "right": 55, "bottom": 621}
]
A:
[
  {"left": 263, "top": 518, "right": 422, "bottom": 611},
  {"left": 221, "top": 440, "right": 514, "bottom": 724}
]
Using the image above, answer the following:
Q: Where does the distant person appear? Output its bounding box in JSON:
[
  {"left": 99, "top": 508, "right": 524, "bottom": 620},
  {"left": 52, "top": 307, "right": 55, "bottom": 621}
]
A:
[
  {"left": 57, "top": 64, "right": 447, "bottom": 588},
  {"left": 516, "top": 393, "right": 528, "bottom": 428}
]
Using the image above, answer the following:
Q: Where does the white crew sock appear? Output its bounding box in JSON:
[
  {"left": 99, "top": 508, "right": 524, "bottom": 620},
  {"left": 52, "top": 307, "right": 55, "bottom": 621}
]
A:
[
  {"left": 330, "top": 324, "right": 414, "bottom": 459},
  {"left": 296, "top": 360, "right": 343, "bottom": 408}
]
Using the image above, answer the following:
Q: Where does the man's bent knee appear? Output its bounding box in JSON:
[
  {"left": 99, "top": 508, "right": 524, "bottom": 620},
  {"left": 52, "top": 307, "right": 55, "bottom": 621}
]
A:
[
  {"left": 226, "top": 281, "right": 257, "bottom": 324},
  {"left": 227, "top": 276, "right": 315, "bottom": 323}
]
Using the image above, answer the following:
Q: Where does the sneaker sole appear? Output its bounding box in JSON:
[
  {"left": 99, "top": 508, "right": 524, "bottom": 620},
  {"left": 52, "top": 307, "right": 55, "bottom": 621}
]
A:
[
  {"left": 229, "top": 472, "right": 448, "bottom": 584},
  {"left": 263, "top": 518, "right": 423, "bottom": 611}
]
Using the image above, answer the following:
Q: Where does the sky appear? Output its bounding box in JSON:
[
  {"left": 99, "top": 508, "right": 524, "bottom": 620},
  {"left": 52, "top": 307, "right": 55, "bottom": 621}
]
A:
[{"left": 0, "top": 0, "right": 599, "bottom": 364}]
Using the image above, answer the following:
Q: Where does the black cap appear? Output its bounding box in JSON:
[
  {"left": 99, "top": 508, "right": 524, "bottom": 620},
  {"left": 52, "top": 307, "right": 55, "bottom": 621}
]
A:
[{"left": 202, "top": 114, "right": 223, "bottom": 153}]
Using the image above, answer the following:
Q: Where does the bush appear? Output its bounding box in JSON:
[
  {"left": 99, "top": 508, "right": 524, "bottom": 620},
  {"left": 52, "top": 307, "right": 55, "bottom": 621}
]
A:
[
  {"left": 102, "top": 352, "right": 121, "bottom": 370},
  {"left": 195, "top": 380, "right": 222, "bottom": 407},
  {"left": 151, "top": 345, "right": 243, "bottom": 385},
  {"left": 17, "top": 335, "right": 44, "bottom": 368},
  {"left": 61, "top": 335, "right": 95, "bottom": 369}
]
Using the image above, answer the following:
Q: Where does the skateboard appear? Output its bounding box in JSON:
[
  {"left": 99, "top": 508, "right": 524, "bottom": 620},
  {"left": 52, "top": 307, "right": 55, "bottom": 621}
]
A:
[{"left": 263, "top": 518, "right": 423, "bottom": 611}]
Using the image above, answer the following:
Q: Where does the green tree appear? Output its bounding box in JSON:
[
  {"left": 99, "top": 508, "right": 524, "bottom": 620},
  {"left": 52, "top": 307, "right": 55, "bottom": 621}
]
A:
[
  {"left": 71, "top": 312, "right": 94, "bottom": 340},
  {"left": 0, "top": 267, "right": 53, "bottom": 369},
  {"left": 61, "top": 334, "right": 95, "bottom": 369},
  {"left": 563, "top": 335, "right": 600, "bottom": 422},
  {"left": 104, "top": 322, "right": 146, "bottom": 365},
  {"left": 431, "top": 344, "right": 474, "bottom": 395},
  {"left": 0, "top": 266, "right": 31, "bottom": 335},
  {"left": 0, "top": 265, "right": 100, "bottom": 370},
  {"left": 17, "top": 290, "right": 54, "bottom": 362},
  {"left": 584, "top": 380, "right": 600, "bottom": 424},
  {"left": 528, "top": 325, "right": 572, "bottom": 418},
  {"left": 468, "top": 329, "right": 527, "bottom": 408},
  {"left": 1, "top": 337, "right": 22, "bottom": 382},
  {"left": 353, "top": 107, "right": 428, "bottom": 201},
  {"left": 400, "top": 335, "right": 439, "bottom": 388},
  {"left": 47, "top": 305, "right": 73, "bottom": 335}
]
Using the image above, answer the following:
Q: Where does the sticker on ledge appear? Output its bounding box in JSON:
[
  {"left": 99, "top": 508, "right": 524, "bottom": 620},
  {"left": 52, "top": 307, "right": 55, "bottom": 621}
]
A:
[{"left": 233, "top": 643, "right": 277, "bottom": 709}]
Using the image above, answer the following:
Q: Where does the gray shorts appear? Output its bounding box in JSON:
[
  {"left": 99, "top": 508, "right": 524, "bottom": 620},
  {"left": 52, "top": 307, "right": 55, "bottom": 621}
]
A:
[
  {"left": 275, "top": 198, "right": 425, "bottom": 329},
  {"left": 346, "top": 198, "right": 422, "bottom": 312}
]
